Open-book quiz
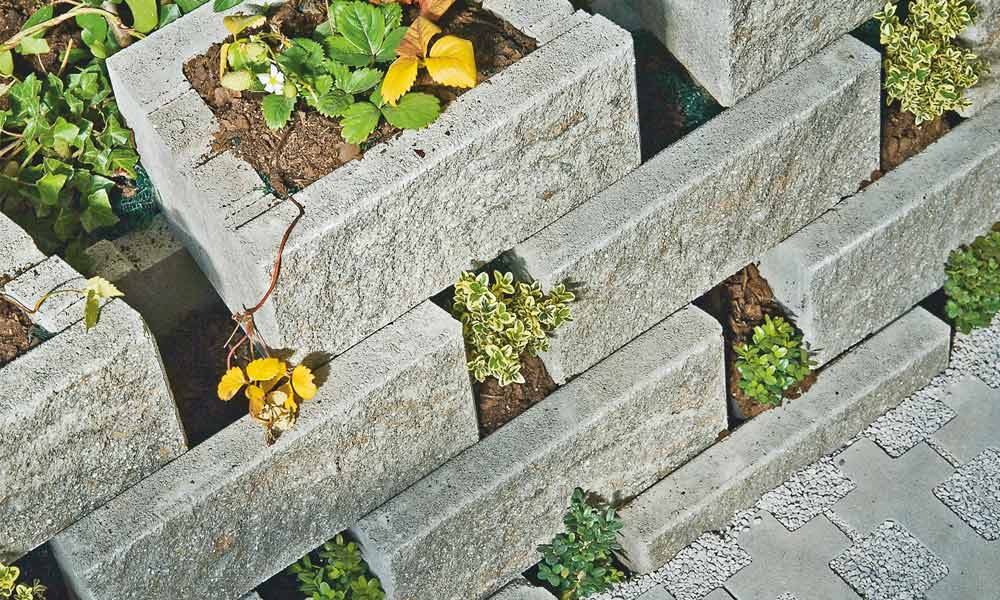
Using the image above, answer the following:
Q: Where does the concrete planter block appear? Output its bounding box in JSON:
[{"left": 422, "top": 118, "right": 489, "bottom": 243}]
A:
[
  {"left": 0, "top": 257, "right": 185, "bottom": 562},
  {"left": 106, "top": 2, "right": 641, "bottom": 358},
  {"left": 759, "top": 100, "right": 1000, "bottom": 367},
  {"left": 960, "top": 0, "right": 1000, "bottom": 51},
  {"left": 632, "top": 0, "right": 882, "bottom": 105},
  {"left": 351, "top": 305, "right": 726, "bottom": 600},
  {"left": 617, "top": 307, "right": 950, "bottom": 574},
  {"left": 507, "top": 36, "right": 879, "bottom": 384},
  {"left": 0, "top": 212, "right": 45, "bottom": 280},
  {"left": 51, "top": 301, "right": 479, "bottom": 600},
  {"left": 490, "top": 577, "right": 557, "bottom": 600}
]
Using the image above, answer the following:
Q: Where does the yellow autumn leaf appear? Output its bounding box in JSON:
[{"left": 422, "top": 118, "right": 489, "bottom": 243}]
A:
[
  {"left": 246, "top": 384, "right": 265, "bottom": 417},
  {"left": 246, "top": 357, "right": 286, "bottom": 381},
  {"left": 425, "top": 35, "right": 477, "bottom": 89},
  {"left": 83, "top": 276, "right": 125, "bottom": 300},
  {"left": 218, "top": 367, "right": 246, "bottom": 401},
  {"left": 223, "top": 14, "right": 265, "bottom": 36},
  {"left": 275, "top": 383, "right": 296, "bottom": 411},
  {"left": 382, "top": 56, "right": 419, "bottom": 106},
  {"left": 219, "top": 42, "right": 230, "bottom": 79},
  {"left": 417, "top": 0, "right": 455, "bottom": 20},
  {"left": 291, "top": 364, "right": 318, "bottom": 400},
  {"left": 397, "top": 17, "right": 440, "bottom": 58}
]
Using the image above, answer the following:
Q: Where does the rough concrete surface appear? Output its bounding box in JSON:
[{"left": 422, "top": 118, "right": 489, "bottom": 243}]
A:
[
  {"left": 0, "top": 212, "right": 45, "bottom": 280},
  {"left": 489, "top": 577, "right": 557, "bottom": 600}
]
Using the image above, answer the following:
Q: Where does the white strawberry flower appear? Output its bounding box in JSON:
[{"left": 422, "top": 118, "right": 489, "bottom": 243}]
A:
[{"left": 258, "top": 64, "right": 285, "bottom": 95}]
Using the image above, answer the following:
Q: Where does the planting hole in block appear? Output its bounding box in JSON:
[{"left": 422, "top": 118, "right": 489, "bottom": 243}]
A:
[
  {"left": 254, "top": 531, "right": 385, "bottom": 599},
  {"left": 4, "top": 545, "right": 72, "bottom": 600}
]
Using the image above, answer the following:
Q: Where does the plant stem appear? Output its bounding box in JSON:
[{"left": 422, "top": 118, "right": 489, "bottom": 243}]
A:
[{"left": 0, "top": 7, "right": 144, "bottom": 53}]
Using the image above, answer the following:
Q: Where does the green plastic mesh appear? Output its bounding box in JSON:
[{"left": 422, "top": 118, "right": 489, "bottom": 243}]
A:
[
  {"left": 106, "top": 162, "right": 161, "bottom": 239},
  {"left": 663, "top": 70, "right": 723, "bottom": 132}
]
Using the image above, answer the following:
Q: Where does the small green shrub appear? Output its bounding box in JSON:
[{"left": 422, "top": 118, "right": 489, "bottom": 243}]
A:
[
  {"left": 287, "top": 534, "right": 384, "bottom": 600},
  {"left": 734, "top": 314, "right": 815, "bottom": 407},
  {"left": 536, "top": 488, "right": 624, "bottom": 600},
  {"left": 876, "top": 0, "right": 989, "bottom": 124},
  {"left": 452, "top": 271, "right": 574, "bottom": 387},
  {"left": 945, "top": 228, "right": 1000, "bottom": 334},
  {"left": 0, "top": 563, "right": 46, "bottom": 600}
]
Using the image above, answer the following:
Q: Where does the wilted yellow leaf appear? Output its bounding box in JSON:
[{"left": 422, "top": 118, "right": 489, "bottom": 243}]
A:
[
  {"left": 246, "top": 384, "right": 265, "bottom": 416},
  {"left": 382, "top": 56, "right": 419, "bottom": 105},
  {"left": 276, "top": 383, "right": 296, "bottom": 411},
  {"left": 291, "top": 364, "right": 318, "bottom": 400},
  {"left": 83, "top": 276, "right": 125, "bottom": 300},
  {"left": 417, "top": 0, "right": 454, "bottom": 20},
  {"left": 246, "top": 357, "right": 286, "bottom": 381},
  {"left": 425, "top": 35, "right": 476, "bottom": 89},
  {"left": 219, "top": 42, "right": 230, "bottom": 79},
  {"left": 397, "top": 17, "right": 440, "bottom": 58},
  {"left": 223, "top": 14, "right": 265, "bottom": 36},
  {"left": 218, "top": 367, "right": 246, "bottom": 401}
]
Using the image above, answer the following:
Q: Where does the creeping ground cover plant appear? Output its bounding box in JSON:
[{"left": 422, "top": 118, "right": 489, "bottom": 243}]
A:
[
  {"left": 217, "top": 0, "right": 477, "bottom": 141},
  {"left": 944, "top": 227, "right": 1000, "bottom": 334},
  {"left": 0, "top": 563, "right": 46, "bottom": 600},
  {"left": 287, "top": 534, "right": 385, "bottom": 600},
  {"left": 876, "top": 0, "right": 989, "bottom": 124},
  {"left": 734, "top": 314, "right": 815, "bottom": 407},
  {"left": 452, "top": 271, "right": 574, "bottom": 387}
]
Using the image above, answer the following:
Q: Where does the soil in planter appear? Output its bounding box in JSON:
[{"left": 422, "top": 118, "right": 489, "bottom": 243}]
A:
[
  {"left": 696, "top": 264, "right": 816, "bottom": 425},
  {"left": 183, "top": 0, "right": 538, "bottom": 197},
  {"left": 476, "top": 354, "right": 557, "bottom": 436},
  {"left": 0, "top": 283, "right": 37, "bottom": 368},
  {"left": 862, "top": 104, "right": 954, "bottom": 188},
  {"left": 0, "top": 0, "right": 79, "bottom": 78},
  {"left": 157, "top": 302, "right": 251, "bottom": 446},
  {"left": 9, "top": 544, "right": 72, "bottom": 600}
]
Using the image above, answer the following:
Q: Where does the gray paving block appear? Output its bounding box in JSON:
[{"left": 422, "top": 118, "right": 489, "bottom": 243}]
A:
[
  {"left": 109, "top": 7, "right": 641, "bottom": 358},
  {"left": 863, "top": 391, "right": 956, "bottom": 458},
  {"left": 933, "top": 448, "right": 1000, "bottom": 541},
  {"left": 616, "top": 307, "right": 949, "bottom": 574},
  {"left": 727, "top": 512, "right": 858, "bottom": 600},
  {"left": 759, "top": 100, "right": 1000, "bottom": 367},
  {"left": 959, "top": 0, "right": 1000, "bottom": 52},
  {"left": 0, "top": 212, "right": 45, "bottom": 280},
  {"left": 703, "top": 590, "right": 735, "bottom": 600},
  {"left": 490, "top": 577, "right": 557, "bottom": 600},
  {"left": 756, "top": 457, "right": 856, "bottom": 531},
  {"left": 958, "top": 53, "right": 1000, "bottom": 118},
  {"left": 508, "top": 35, "right": 879, "bottom": 383},
  {"left": 950, "top": 315, "right": 1000, "bottom": 390},
  {"left": 636, "top": 585, "right": 676, "bottom": 600},
  {"left": 631, "top": 0, "right": 881, "bottom": 105},
  {"left": 933, "top": 376, "right": 1000, "bottom": 464},
  {"left": 0, "top": 298, "right": 185, "bottom": 562},
  {"left": 2, "top": 257, "right": 90, "bottom": 335},
  {"left": 50, "top": 302, "right": 479, "bottom": 600},
  {"left": 591, "top": 0, "right": 641, "bottom": 31},
  {"left": 830, "top": 520, "right": 949, "bottom": 600},
  {"left": 660, "top": 533, "right": 750, "bottom": 600},
  {"left": 351, "top": 306, "right": 727, "bottom": 600}
]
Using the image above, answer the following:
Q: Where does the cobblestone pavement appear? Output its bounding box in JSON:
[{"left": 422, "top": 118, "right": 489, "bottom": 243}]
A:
[{"left": 594, "top": 316, "right": 1000, "bottom": 600}]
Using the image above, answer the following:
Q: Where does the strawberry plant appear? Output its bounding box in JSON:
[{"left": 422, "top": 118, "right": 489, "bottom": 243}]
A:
[
  {"left": 734, "top": 314, "right": 815, "bottom": 407},
  {"left": 945, "top": 227, "right": 1000, "bottom": 334},
  {"left": 287, "top": 534, "right": 385, "bottom": 600},
  {"left": 451, "top": 270, "right": 574, "bottom": 387}
]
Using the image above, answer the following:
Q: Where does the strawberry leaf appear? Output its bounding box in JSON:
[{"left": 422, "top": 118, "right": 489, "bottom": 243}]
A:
[
  {"left": 340, "top": 101, "right": 380, "bottom": 144},
  {"left": 261, "top": 93, "right": 296, "bottom": 130},
  {"left": 379, "top": 92, "right": 440, "bottom": 129}
]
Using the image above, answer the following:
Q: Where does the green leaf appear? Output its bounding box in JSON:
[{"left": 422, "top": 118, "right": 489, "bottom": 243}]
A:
[
  {"left": 21, "top": 5, "right": 54, "bottom": 30},
  {"left": 177, "top": 0, "right": 209, "bottom": 13},
  {"left": 53, "top": 207, "right": 80, "bottom": 241},
  {"left": 339, "top": 67, "right": 382, "bottom": 94},
  {"left": 379, "top": 92, "right": 440, "bottom": 129},
  {"left": 376, "top": 26, "right": 407, "bottom": 63},
  {"left": 338, "top": 2, "right": 384, "bottom": 57},
  {"left": 340, "top": 101, "right": 380, "bottom": 144},
  {"left": 76, "top": 13, "right": 109, "bottom": 41},
  {"left": 17, "top": 36, "right": 50, "bottom": 56},
  {"left": 125, "top": 0, "right": 159, "bottom": 32},
  {"left": 261, "top": 93, "right": 296, "bottom": 130},
  {"left": 84, "top": 290, "right": 100, "bottom": 331},
  {"left": 98, "top": 114, "right": 132, "bottom": 149},
  {"left": 221, "top": 70, "right": 253, "bottom": 91},
  {"left": 37, "top": 173, "right": 67, "bottom": 206},
  {"left": 0, "top": 50, "right": 13, "bottom": 77},
  {"left": 323, "top": 35, "right": 374, "bottom": 67},
  {"left": 108, "top": 147, "right": 139, "bottom": 178},
  {"left": 213, "top": 0, "right": 244, "bottom": 11},
  {"left": 80, "top": 188, "right": 119, "bottom": 232},
  {"left": 380, "top": 2, "right": 402, "bottom": 30},
  {"left": 159, "top": 4, "right": 182, "bottom": 28},
  {"left": 313, "top": 89, "right": 352, "bottom": 117}
]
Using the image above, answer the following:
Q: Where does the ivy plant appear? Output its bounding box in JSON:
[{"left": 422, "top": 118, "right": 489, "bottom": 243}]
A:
[
  {"left": 536, "top": 488, "right": 624, "bottom": 600},
  {"left": 944, "top": 228, "right": 1000, "bottom": 334},
  {"left": 451, "top": 270, "right": 574, "bottom": 387},
  {"left": 218, "top": 0, "right": 476, "bottom": 141},
  {"left": 287, "top": 534, "right": 385, "bottom": 600},
  {"left": 1, "top": 275, "right": 125, "bottom": 332},
  {"left": 0, "top": 563, "right": 47, "bottom": 600},
  {"left": 876, "top": 0, "right": 989, "bottom": 124},
  {"left": 734, "top": 314, "right": 815, "bottom": 407}
]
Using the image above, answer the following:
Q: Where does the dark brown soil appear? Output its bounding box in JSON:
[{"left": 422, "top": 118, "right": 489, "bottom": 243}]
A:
[
  {"left": 862, "top": 103, "right": 952, "bottom": 188},
  {"left": 0, "top": 0, "right": 82, "bottom": 77},
  {"left": 698, "top": 264, "right": 816, "bottom": 422},
  {"left": 476, "top": 354, "right": 557, "bottom": 436},
  {"left": 184, "top": 0, "right": 537, "bottom": 196},
  {"left": 157, "top": 302, "right": 251, "bottom": 446},
  {"left": 0, "top": 282, "right": 36, "bottom": 367}
]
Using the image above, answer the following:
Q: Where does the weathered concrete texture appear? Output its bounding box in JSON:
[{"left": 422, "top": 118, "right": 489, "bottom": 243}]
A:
[
  {"left": 960, "top": 0, "right": 1000, "bottom": 51},
  {"left": 759, "top": 99, "right": 1000, "bottom": 367},
  {"left": 509, "top": 36, "right": 879, "bottom": 383},
  {"left": 3, "top": 257, "right": 95, "bottom": 335},
  {"left": 591, "top": 0, "right": 641, "bottom": 31},
  {"left": 0, "top": 212, "right": 45, "bottom": 280},
  {"left": 959, "top": 51, "right": 1000, "bottom": 118},
  {"left": 51, "top": 302, "right": 479, "bottom": 600},
  {"left": 351, "top": 306, "right": 726, "bottom": 600},
  {"left": 489, "top": 577, "right": 557, "bottom": 600},
  {"left": 616, "top": 307, "right": 949, "bottom": 574},
  {"left": 109, "top": 6, "right": 641, "bottom": 359},
  {"left": 0, "top": 297, "right": 185, "bottom": 562},
  {"left": 634, "top": 0, "right": 882, "bottom": 105}
]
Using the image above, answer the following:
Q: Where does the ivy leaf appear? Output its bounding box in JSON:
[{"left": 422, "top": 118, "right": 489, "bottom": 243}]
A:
[
  {"left": 213, "top": 0, "right": 244, "bottom": 11},
  {"left": 79, "top": 188, "right": 119, "bottom": 232},
  {"left": 21, "top": 5, "right": 54, "bottom": 30},
  {"left": 340, "top": 101, "right": 380, "bottom": 144},
  {"left": 108, "top": 148, "right": 139, "bottom": 178},
  {"left": 261, "top": 93, "right": 295, "bottom": 130},
  {"left": 379, "top": 92, "right": 440, "bottom": 129},
  {"left": 158, "top": 4, "right": 182, "bottom": 27},
  {"left": 99, "top": 114, "right": 133, "bottom": 148},
  {"left": 125, "top": 0, "right": 159, "bottom": 33},
  {"left": 36, "top": 173, "right": 67, "bottom": 206},
  {"left": 17, "top": 36, "right": 50, "bottom": 56},
  {"left": 53, "top": 207, "right": 80, "bottom": 241},
  {"left": 425, "top": 35, "right": 477, "bottom": 89}
]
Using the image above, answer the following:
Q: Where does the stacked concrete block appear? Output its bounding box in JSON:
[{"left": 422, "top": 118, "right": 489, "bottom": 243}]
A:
[
  {"left": 0, "top": 221, "right": 186, "bottom": 562},
  {"left": 616, "top": 307, "right": 950, "bottom": 573},
  {"left": 627, "top": 0, "right": 882, "bottom": 105},
  {"left": 507, "top": 36, "right": 879, "bottom": 384},
  {"left": 106, "top": 1, "right": 641, "bottom": 359},
  {"left": 50, "top": 302, "right": 480, "bottom": 600},
  {"left": 759, "top": 101, "right": 1000, "bottom": 366},
  {"left": 351, "top": 306, "right": 726, "bottom": 600},
  {"left": 490, "top": 578, "right": 557, "bottom": 600},
  {"left": 960, "top": 0, "right": 1000, "bottom": 117}
]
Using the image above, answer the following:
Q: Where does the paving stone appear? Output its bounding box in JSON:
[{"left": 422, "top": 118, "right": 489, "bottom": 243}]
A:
[
  {"left": 509, "top": 36, "right": 880, "bottom": 383},
  {"left": 111, "top": 9, "right": 641, "bottom": 358},
  {"left": 51, "top": 302, "right": 479, "bottom": 600},
  {"left": 933, "top": 448, "right": 1000, "bottom": 542},
  {"left": 863, "top": 391, "right": 956, "bottom": 458},
  {"left": 703, "top": 590, "right": 735, "bottom": 600},
  {"left": 1, "top": 299, "right": 185, "bottom": 562},
  {"left": 0, "top": 211, "right": 45, "bottom": 279},
  {"left": 660, "top": 533, "right": 750, "bottom": 600},
  {"left": 756, "top": 458, "right": 856, "bottom": 531},
  {"left": 933, "top": 376, "right": 1000, "bottom": 464},
  {"left": 830, "top": 520, "right": 949, "bottom": 600},
  {"left": 240, "top": 594, "right": 262, "bottom": 600},
  {"left": 636, "top": 585, "right": 675, "bottom": 600},
  {"left": 949, "top": 315, "right": 1000, "bottom": 390},
  {"left": 490, "top": 577, "right": 556, "bottom": 600},
  {"left": 351, "top": 307, "right": 727, "bottom": 600},
  {"left": 759, "top": 100, "right": 1000, "bottom": 367},
  {"left": 726, "top": 512, "right": 858, "bottom": 600},
  {"left": 773, "top": 594, "right": 798, "bottom": 600},
  {"left": 631, "top": 0, "right": 881, "bottom": 105},
  {"left": 591, "top": 0, "right": 641, "bottom": 31},
  {"left": 2, "top": 257, "right": 90, "bottom": 335},
  {"left": 616, "top": 307, "right": 948, "bottom": 573}
]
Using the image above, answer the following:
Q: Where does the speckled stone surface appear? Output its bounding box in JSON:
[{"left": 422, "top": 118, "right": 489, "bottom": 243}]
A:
[
  {"left": 51, "top": 302, "right": 479, "bottom": 600},
  {"left": 351, "top": 307, "right": 726, "bottom": 600},
  {"left": 829, "top": 520, "right": 949, "bottom": 600},
  {"left": 933, "top": 448, "right": 1000, "bottom": 541},
  {"left": 634, "top": 0, "right": 882, "bottom": 104},
  {"left": 658, "top": 533, "right": 750, "bottom": 600},
  {"left": 0, "top": 211, "right": 45, "bottom": 280},
  {"left": 864, "top": 392, "right": 956, "bottom": 457},
  {"left": 756, "top": 458, "right": 856, "bottom": 531},
  {"left": 934, "top": 376, "right": 1000, "bottom": 464},
  {"left": 489, "top": 577, "right": 557, "bottom": 600}
]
